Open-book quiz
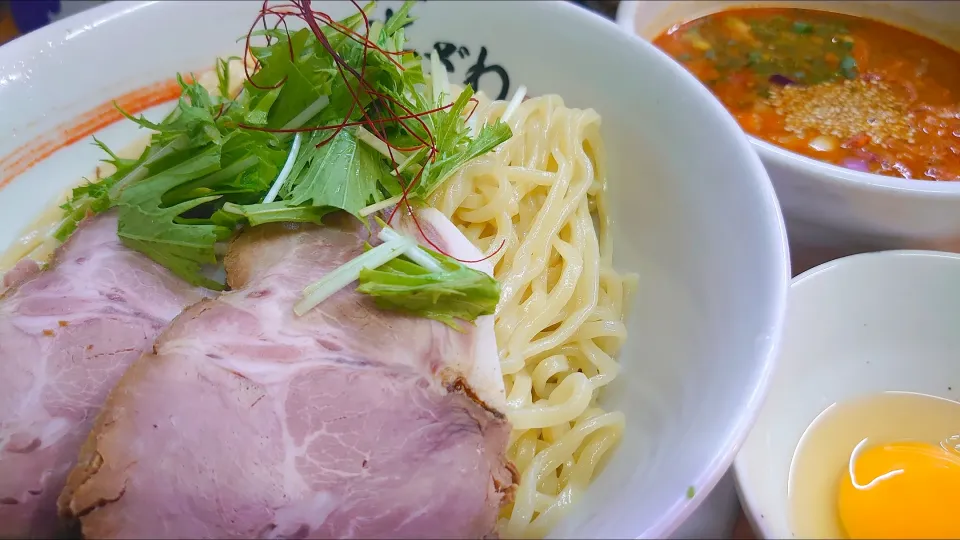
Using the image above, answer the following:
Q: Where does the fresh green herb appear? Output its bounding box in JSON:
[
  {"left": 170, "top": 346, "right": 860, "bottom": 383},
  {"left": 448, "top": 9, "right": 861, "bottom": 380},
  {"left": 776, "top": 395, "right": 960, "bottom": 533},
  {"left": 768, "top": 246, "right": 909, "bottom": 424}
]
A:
[
  {"left": 688, "top": 13, "right": 863, "bottom": 87},
  {"left": 55, "top": 137, "right": 147, "bottom": 241},
  {"left": 412, "top": 86, "right": 512, "bottom": 199},
  {"left": 58, "top": 74, "right": 285, "bottom": 289},
  {"left": 294, "top": 234, "right": 414, "bottom": 316},
  {"left": 296, "top": 220, "right": 497, "bottom": 327},
  {"left": 792, "top": 21, "right": 813, "bottom": 34},
  {"left": 215, "top": 56, "right": 240, "bottom": 102},
  {"left": 225, "top": 201, "right": 330, "bottom": 227},
  {"left": 225, "top": 127, "right": 396, "bottom": 225},
  {"left": 840, "top": 54, "right": 858, "bottom": 79},
  {"left": 57, "top": 0, "right": 512, "bottom": 308},
  {"left": 686, "top": 486, "right": 696, "bottom": 499},
  {"left": 115, "top": 143, "right": 229, "bottom": 291},
  {"left": 357, "top": 243, "right": 499, "bottom": 330}
]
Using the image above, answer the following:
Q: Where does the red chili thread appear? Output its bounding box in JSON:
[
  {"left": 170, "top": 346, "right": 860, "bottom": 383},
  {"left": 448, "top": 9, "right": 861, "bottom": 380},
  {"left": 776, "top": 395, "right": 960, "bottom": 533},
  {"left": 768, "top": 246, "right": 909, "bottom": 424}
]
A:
[
  {"left": 312, "top": 12, "right": 408, "bottom": 69},
  {"left": 233, "top": 0, "right": 499, "bottom": 263},
  {"left": 234, "top": 101, "right": 456, "bottom": 133},
  {"left": 243, "top": 2, "right": 287, "bottom": 90},
  {"left": 301, "top": 1, "right": 438, "bottom": 155},
  {"left": 465, "top": 98, "right": 480, "bottom": 123},
  {"left": 214, "top": 102, "right": 229, "bottom": 121},
  {"left": 254, "top": 0, "right": 437, "bottom": 189}
]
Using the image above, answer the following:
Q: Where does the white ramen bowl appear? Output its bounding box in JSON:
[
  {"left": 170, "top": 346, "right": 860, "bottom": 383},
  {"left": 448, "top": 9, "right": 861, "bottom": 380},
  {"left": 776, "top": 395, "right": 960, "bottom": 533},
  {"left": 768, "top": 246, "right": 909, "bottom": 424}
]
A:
[
  {"left": 618, "top": 1, "right": 960, "bottom": 274},
  {"left": 734, "top": 250, "right": 960, "bottom": 538},
  {"left": 0, "top": 1, "right": 789, "bottom": 537}
]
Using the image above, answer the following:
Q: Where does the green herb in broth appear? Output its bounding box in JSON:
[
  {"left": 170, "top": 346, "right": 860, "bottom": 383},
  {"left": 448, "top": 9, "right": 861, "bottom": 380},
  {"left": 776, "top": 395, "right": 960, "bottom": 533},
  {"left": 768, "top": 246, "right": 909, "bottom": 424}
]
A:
[
  {"left": 656, "top": 7, "right": 960, "bottom": 181},
  {"left": 677, "top": 10, "right": 859, "bottom": 96}
]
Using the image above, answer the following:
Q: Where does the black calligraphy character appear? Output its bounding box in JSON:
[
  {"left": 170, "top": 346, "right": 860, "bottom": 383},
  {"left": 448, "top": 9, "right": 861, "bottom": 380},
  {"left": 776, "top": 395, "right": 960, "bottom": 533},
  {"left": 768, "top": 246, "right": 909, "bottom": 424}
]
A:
[
  {"left": 430, "top": 41, "right": 470, "bottom": 73},
  {"left": 463, "top": 46, "right": 510, "bottom": 100}
]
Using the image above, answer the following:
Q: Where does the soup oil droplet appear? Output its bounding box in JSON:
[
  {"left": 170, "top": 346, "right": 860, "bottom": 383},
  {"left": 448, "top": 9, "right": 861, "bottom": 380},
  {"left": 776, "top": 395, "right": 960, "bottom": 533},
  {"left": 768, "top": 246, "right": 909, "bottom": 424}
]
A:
[{"left": 787, "top": 391, "right": 960, "bottom": 539}]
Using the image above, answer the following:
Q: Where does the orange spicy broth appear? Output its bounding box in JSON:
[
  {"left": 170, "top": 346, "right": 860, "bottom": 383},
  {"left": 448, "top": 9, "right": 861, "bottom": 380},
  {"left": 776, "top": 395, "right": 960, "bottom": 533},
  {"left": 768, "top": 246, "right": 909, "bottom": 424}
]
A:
[{"left": 653, "top": 8, "right": 960, "bottom": 181}]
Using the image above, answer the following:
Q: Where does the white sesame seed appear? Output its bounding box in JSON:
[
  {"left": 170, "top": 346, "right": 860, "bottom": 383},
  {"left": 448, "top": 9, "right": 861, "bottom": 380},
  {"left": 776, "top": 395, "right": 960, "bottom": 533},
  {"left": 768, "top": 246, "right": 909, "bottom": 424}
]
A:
[{"left": 769, "top": 79, "right": 915, "bottom": 142}]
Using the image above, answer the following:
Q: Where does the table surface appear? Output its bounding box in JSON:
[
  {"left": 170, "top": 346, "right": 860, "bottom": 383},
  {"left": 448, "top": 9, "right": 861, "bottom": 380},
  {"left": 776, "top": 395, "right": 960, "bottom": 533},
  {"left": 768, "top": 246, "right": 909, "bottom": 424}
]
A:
[{"left": 572, "top": 0, "right": 622, "bottom": 19}]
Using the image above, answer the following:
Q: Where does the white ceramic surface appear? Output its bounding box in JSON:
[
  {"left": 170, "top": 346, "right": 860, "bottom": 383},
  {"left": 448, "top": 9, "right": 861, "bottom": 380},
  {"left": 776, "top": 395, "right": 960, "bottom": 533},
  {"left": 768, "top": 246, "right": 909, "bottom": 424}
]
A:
[
  {"left": 733, "top": 250, "right": 960, "bottom": 538},
  {"left": 668, "top": 471, "right": 741, "bottom": 539},
  {"left": 0, "top": 1, "right": 790, "bottom": 537},
  {"left": 617, "top": 1, "right": 960, "bottom": 274}
]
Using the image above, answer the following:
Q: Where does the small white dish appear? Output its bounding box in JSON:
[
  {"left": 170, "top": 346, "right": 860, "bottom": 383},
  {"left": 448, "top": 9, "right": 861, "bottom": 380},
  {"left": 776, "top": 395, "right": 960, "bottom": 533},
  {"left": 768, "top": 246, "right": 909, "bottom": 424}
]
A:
[
  {"left": 0, "top": 1, "right": 789, "bottom": 537},
  {"left": 733, "top": 250, "right": 960, "bottom": 538},
  {"left": 617, "top": 1, "right": 960, "bottom": 273}
]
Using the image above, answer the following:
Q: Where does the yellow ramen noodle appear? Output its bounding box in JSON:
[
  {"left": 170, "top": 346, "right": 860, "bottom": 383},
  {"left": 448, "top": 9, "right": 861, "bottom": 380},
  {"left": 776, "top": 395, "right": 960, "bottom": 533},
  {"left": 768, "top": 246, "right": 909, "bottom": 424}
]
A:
[{"left": 431, "top": 88, "right": 638, "bottom": 539}]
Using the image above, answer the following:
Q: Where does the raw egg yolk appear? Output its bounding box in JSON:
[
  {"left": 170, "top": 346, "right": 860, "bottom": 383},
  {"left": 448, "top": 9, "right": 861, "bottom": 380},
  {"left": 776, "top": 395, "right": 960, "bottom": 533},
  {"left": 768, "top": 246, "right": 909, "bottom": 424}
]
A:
[{"left": 837, "top": 441, "right": 960, "bottom": 539}]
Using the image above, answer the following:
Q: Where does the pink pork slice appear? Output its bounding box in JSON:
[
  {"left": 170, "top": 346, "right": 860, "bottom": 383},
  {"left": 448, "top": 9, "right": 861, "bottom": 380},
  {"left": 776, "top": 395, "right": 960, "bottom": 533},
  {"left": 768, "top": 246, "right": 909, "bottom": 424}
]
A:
[
  {"left": 60, "top": 211, "right": 518, "bottom": 539},
  {"left": 0, "top": 211, "right": 210, "bottom": 538}
]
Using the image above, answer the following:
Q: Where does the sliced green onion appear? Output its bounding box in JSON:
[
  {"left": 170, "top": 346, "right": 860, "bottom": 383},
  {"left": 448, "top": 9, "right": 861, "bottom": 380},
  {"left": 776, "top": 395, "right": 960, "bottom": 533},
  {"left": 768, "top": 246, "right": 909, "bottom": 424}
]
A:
[
  {"left": 419, "top": 55, "right": 432, "bottom": 96},
  {"left": 359, "top": 194, "right": 402, "bottom": 217},
  {"left": 357, "top": 147, "right": 429, "bottom": 218},
  {"left": 105, "top": 133, "right": 189, "bottom": 200},
  {"left": 280, "top": 95, "right": 329, "bottom": 132},
  {"left": 220, "top": 201, "right": 244, "bottom": 215},
  {"left": 357, "top": 126, "right": 408, "bottom": 162},
  {"left": 262, "top": 132, "right": 303, "bottom": 203},
  {"left": 390, "top": 146, "right": 426, "bottom": 177},
  {"left": 465, "top": 110, "right": 478, "bottom": 137},
  {"left": 378, "top": 225, "right": 442, "bottom": 273},
  {"left": 187, "top": 155, "right": 259, "bottom": 189},
  {"left": 295, "top": 236, "right": 413, "bottom": 316},
  {"left": 430, "top": 49, "right": 450, "bottom": 106},
  {"left": 500, "top": 84, "right": 527, "bottom": 124}
]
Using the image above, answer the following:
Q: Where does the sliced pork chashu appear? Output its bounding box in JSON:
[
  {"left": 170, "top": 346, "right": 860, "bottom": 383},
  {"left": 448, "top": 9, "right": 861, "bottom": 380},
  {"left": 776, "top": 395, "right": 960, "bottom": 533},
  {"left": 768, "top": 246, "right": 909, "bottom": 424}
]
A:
[
  {"left": 60, "top": 210, "right": 517, "bottom": 539},
  {"left": 0, "top": 211, "right": 210, "bottom": 538}
]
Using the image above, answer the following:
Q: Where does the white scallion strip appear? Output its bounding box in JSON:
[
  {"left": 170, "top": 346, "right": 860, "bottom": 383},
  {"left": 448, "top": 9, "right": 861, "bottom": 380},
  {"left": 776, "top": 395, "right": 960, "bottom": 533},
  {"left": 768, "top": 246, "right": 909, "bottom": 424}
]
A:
[
  {"left": 262, "top": 133, "right": 303, "bottom": 203},
  {"left": 369, "top": 146, "right": 428, "bottom": 187},
  {"left": 430, "top": 50, "right": 449, "bottom": 106},
  {"left": 295, "top": 236, "right": 414, "bottom": 316},
  {"left": 357, "top": 126, "right": 408, "bottom": 162},
  {"left": 281, "top": 95, "right": 330, "bottom": 132},
  {"left": 105, "top": 134, "right": 190, "bottom": 200},
  {"left": 466, "top": 111, "right": 478, "bottom": 137},
  {"left": 359, "top": 195, "right": 402, "bottom": 218},
  {"left": 356, "top": 146, "right": 428, "bottom": 217},
  {"left": 379, "top": 226, "right": 442, "bottom": 272},
  {"left": 196, "top": 155, "right": 261, "bottom": 188},
  {"left": 390, "top": 146, "right": 426, "bottom": 177},
  {"left": 220, "top": 202, "right": 243, "bottom": 215},
  {"left": 420, "top": 56, "right": 432, "bottom": 95},
  {"left": 500, "top": 84, "right": 528, "bottom": 124}
]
